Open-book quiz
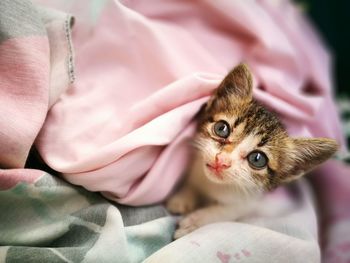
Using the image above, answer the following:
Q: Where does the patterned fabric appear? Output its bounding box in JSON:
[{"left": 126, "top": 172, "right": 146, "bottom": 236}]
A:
[
  {"left": 0, "top": 172, "right": 174, "bottom": 263},
  {"left": 0, "top": 1, "right": 173, "bottom": 262},
  {"left": 0, "top": 170, "right": 323, "bottom": 263},
  {"left": 0, "top": 0, "right": 74, "bottom": 168}
]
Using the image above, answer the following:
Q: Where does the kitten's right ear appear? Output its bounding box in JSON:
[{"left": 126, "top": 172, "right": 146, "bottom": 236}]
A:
[{"left": 216, "top": 63, "right": 253, "bottom": 101}]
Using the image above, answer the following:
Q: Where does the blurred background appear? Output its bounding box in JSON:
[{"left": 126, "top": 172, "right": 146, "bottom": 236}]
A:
[
  {"left": 298, "top": 0, "right": 349, "bottom": 96},
  {"left": 299, "top": 0, "right": 350, "bottom": 158}
]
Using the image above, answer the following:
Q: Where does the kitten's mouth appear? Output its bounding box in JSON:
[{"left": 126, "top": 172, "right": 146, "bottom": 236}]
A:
[{"left": 205, "top": 163, "right": 225, "bottom": 180}]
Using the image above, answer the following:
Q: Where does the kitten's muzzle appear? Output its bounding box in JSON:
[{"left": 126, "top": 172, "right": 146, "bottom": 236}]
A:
[{"left": 206, "top": 152, "right": 232, "bottom": 174}]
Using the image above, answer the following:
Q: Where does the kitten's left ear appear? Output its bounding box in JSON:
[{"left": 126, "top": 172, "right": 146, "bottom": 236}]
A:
[
  {"left": 283, "top": 138, "right": 338, "bottom": 182},
  {"left": 216, "top": 63, "right": 253, "bottom": 100}
]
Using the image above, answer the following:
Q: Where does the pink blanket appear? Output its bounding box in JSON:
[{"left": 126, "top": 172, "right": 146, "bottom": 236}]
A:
[{"left": 35, "top": 0, "right": 346, "bottom": 205}]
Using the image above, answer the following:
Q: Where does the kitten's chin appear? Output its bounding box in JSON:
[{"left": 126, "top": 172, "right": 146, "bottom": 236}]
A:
[{"left": 203, "top": 166, "right": 235, "bottom": 185}]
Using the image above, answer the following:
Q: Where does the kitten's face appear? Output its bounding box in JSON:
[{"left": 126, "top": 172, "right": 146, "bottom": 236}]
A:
[{"left": 194, "top": 64, "right": 338, "bottom": 194}]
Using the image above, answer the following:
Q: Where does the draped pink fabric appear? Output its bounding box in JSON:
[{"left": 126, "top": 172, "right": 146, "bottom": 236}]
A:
[
  {"left": 35, "top": 0, "right": 346, "bottom": 206},
  {"left": 0, "top": 37, "right": 50, "bottom": 168}
]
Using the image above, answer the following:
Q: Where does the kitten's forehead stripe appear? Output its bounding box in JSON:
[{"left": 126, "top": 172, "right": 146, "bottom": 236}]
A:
[
  {"left": 233, "top": 117, "right": 243, "bottom": 128},
  {"left": 257, "top": 136, "right": 269, "bottom": 147},
  {"left": 242, "top": 100, "right": 284, "bottom": 140}
]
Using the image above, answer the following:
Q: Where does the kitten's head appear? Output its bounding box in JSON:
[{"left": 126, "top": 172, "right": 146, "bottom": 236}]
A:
[{"left": 194, "top": 64, "right": 338, "bottom": 194}]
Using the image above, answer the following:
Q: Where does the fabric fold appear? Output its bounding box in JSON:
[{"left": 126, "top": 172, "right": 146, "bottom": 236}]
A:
[{"left": 35, "top": 0, "right": 345, "bottom": 206}]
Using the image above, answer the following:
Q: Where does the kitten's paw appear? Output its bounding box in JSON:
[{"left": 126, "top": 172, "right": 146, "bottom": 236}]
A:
[
  {"left": 166, "top": 193, "right": 196, "bottom": 215},
  {"left": 174, "top": 212, "right": 201, "bottom": 239},
  {"left": 174, "top": 225, "right": 197, "bottom": 239}
]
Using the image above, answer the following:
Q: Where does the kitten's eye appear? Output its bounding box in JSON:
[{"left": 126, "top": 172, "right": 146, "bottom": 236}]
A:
[
  {"left": 247, "top": 151, "right": 268, "bottom": 169},
  {"left": 214, "top": 120, "right": 230, "bottom": 138}
]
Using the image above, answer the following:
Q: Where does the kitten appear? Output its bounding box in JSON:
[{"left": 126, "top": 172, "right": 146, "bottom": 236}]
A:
[{"left": 166, "top": 64, "right": 338, "bottom": 239}]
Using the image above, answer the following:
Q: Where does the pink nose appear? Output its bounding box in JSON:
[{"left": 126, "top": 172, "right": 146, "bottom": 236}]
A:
[
  {"left": 215, "top": 152, "right": 232, "bottom": 169},
  {"left": 206, "top": 153, "right": 232, "bottom": 173}
]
